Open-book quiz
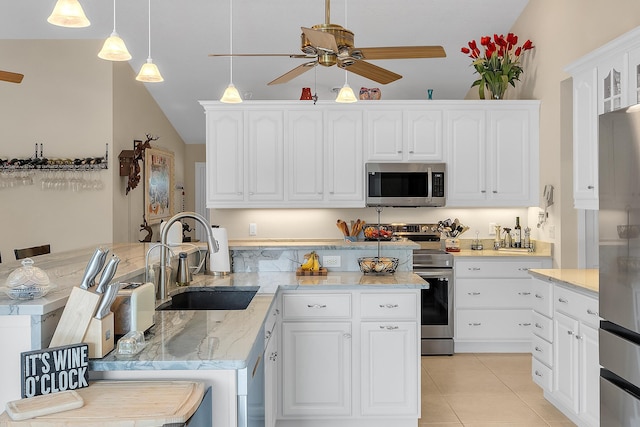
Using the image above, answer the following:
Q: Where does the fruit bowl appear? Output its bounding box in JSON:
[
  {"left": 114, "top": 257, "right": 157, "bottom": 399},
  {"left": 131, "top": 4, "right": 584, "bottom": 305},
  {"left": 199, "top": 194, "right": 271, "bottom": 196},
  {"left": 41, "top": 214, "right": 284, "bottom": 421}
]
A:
[
  {"left": 363, "top": 226, "right": 393, "bottom": 241},
  {"left": 358, "top": 257, "right": 399, "bottom": 275}
]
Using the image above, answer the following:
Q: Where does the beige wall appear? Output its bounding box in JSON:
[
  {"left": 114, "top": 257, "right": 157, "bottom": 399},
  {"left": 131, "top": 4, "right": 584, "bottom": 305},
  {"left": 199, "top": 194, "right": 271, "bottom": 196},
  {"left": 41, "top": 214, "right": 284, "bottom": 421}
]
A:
[{"left": 0, "top": 39, "right": 186, "bottom": 261}]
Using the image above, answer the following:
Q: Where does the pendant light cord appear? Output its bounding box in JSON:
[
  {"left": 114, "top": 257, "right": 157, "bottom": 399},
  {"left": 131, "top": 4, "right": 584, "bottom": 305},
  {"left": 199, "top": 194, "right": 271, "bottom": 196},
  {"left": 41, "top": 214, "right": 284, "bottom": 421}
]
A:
[
  {"left": 343, "top": 0, "right": 348, "bottom": 85},
  {"left": 112, "top": 0, "right": 117, "bottom": 33},
  {"left": 229, "top": 0, "right": 233, "bottom": 85},
  {"left": 147, "top": 0, "right": 151, "bottom": 59}
]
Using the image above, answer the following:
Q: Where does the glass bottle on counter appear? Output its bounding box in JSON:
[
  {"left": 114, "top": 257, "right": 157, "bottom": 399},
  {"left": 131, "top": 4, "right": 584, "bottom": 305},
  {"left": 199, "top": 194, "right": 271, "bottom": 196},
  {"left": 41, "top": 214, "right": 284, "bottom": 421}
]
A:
[{"left": 514, "top": 217, "right": 522, "bottom": 248}]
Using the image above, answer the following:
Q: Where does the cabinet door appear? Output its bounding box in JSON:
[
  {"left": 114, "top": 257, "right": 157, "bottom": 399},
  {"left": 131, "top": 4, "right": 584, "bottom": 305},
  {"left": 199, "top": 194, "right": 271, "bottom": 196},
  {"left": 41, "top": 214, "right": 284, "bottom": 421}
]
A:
[
  {"left": 286, "top": 110, "right": 324, "bottom": 202},
  {"left": 281, "top": 321, "right": 352, "bottom": 417},
  {"left": 445, "top": 109, "right": 486, "bottom": 203},
  {"left": 598, "top": 56, "right": 626, "bottom": 114},
  {"left": 579, "top": 322, "right": 600, "bottom": 427},
  {"left": 553, "top": 311, "right": 580, "bottom": 413},
  {"left": 246, "top": 110, "right": 284, "bottom": 202},
  {"left": 405, "top": 109, "right": 444, "bottom": 161},
  {"left": 206, "top": 110, "right": 244, "bottom": 205},
  {"left": 360, "top": 321, "right": 418, "bottom": 416},
  {"left": 628, "top": 46, "right": 640, "bottom": 106},
  {"left": 364, "top": 109, "right": 403, "bottom": 161},
  {"left": 325, "top": 110, "right": 364, "bottom": 206},
  {"left": 572, "top": 68, "right": 599, "bottom": 209},
  {"left": 487, "top": 108, "right": 533, "bottom": 203},
  {"left": 265, "top": 322, "right": 278, "bottom": 427}
]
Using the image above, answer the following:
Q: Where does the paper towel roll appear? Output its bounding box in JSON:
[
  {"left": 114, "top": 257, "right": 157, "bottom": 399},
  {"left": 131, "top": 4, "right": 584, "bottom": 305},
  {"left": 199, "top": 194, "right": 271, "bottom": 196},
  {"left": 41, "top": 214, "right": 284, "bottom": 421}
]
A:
[{"left": 210, "top": 227, "right": 231, "bottom": 273}]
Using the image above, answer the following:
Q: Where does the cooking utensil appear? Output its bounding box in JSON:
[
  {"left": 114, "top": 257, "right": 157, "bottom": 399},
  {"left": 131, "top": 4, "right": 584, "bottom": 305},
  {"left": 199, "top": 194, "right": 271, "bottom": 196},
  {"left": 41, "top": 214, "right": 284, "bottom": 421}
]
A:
[
  {"left": 95, "top": 255, "right": 120, "bottom": 294},
  {"left": 336, "top": 219, "right": 350, "bottom": 236},
  {"left": 95, "top": 282, "right": 121, "bottom": 320},
  {"left": 79, "top": 247, "right": 109, "bottom": 289}
]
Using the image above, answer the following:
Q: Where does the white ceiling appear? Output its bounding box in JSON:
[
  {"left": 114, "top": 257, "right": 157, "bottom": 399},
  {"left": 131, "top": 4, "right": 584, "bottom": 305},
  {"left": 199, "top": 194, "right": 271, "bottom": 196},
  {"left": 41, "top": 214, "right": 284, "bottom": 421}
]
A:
[{"left": 1, "top": 0, "right": 529, "bottom": 144}]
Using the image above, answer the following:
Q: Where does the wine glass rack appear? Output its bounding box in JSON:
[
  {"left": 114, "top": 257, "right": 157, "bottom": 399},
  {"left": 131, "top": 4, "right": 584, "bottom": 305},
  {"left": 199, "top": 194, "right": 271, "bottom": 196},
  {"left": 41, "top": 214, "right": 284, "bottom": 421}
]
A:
[{"left": 0, "top": 143, "right": 109, "bottom": 171}]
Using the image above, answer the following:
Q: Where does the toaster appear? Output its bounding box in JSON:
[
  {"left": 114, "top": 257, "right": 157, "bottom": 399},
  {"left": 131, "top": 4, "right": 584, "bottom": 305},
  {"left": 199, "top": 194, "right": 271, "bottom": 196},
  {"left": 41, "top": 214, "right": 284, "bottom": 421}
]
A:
[{"left": 112, "top": 282, "right": 155, "bottom": 335}]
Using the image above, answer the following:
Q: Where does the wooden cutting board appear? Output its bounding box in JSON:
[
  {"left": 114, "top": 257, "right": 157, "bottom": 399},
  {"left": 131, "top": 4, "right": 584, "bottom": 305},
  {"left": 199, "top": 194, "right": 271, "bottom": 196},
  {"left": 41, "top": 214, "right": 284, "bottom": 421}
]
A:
[
  {"left": 0, "top": 380, "right": 205, "bottom": 426},
  {"left": 296, "top": 267, "right": 328, "bottom": 276}
]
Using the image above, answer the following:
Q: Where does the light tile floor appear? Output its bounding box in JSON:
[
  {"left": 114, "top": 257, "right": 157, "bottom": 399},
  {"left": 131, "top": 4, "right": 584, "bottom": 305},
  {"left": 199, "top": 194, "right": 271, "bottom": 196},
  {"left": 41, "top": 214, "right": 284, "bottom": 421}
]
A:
[{"left": 419, "top": 353, "right": 576, "bottom": 426}]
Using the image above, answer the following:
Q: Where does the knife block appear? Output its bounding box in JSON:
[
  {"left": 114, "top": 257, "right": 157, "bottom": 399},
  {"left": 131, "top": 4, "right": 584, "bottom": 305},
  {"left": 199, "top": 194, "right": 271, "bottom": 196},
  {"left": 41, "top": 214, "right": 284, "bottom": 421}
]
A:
[{"left": 83, "top": 312, "right": 114, "bottom": 358}]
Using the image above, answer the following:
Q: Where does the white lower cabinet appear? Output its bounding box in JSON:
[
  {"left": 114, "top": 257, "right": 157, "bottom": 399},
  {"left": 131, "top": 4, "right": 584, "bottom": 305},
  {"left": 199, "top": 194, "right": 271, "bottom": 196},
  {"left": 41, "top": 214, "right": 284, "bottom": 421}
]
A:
[
  {"left": 531, "top": 278, "right": 600, "bottom": 427},
  {"left": 277, "top": 290, "right": 420, "bottom": 426}
]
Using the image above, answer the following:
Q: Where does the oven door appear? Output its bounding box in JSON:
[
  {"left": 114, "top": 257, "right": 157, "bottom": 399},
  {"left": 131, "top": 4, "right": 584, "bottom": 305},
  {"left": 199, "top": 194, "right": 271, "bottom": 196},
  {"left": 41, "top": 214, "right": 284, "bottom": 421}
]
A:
[{"left": 415, "top": 269, "right": 454, "bottom": 339}]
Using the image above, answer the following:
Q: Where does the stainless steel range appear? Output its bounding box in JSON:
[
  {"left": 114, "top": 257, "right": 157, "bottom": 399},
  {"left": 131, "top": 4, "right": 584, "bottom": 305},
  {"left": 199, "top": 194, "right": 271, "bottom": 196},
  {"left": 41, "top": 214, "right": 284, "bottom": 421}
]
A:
[{"left": 382, "top": 223, "right": 454, "bottom": 355}]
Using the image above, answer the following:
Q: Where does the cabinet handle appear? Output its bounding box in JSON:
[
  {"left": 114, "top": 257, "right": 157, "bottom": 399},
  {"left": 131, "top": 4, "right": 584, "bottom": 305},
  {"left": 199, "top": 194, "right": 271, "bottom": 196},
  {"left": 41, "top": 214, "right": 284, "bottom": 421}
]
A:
[
  {"left": 468, "top": 322, "right": 482, "bottom": 326},
  {"left": 535, "top": 323, "right": 543, "bottom": 329},
  {"left": 379, "top": 304, "right": 399, "bottom": 308},
  {"left": 518, "top": 268, "right": 529, "bottom": 271},
  {"left": 567, "top": 330, "right": 574, "bottom": 336},
  {"left": 534, "top": 346, "right": 543, "bottom": 352},
  {"left": 518, "top": 292, "right": 531, "bottom": 296},
  {"left": 587, "top": 185, "right": 594, "bottom": 189},
  {"left": 409, "top": 150, "right": 414, "bottom": 154},
  {"left": 274, "top": 308, "right": 280, "bottom": 315},
  {"left": 467, "top": 292, "right": 481, "bottom": 295},
  {"left": 397, "top": 150, "right": 403, "bottom": 154},
  {"left": 587, "top": 308, "right": 599, "bottom": 316},
  {"left": 558, "top": 298, "right": 568, "bottom": 303},
  {"left": 519, "top": 323, "right": 532, "bottom": 327},
  {"left": 468, "top": 267, "right": 481, "bottom": 271},
  {"left": 575, "top": 335, "right": 583, "bottom": 340},
  {"left": 379, "top": 325, "right": 400, "bottom": 330},
  {"left": 481, "top": 190, "right": 487, "bottom": 193},
  {"left": 269, "top": 351, "right": 278, "bottom": 362},
  {"left": 265, "top": 330, "right": 272, "bottom": 339},
  {"left": 307, "top": 304, "right": 327, "bottom": 309},
  {"left": 492, "top": 190, "right": 498, "bottom": 193},
  {"left": 534, "top": 370, "right": 543, "bottom": 377},
  {"left": 535, "top": 294, "right": 544, "bottom": 299}
]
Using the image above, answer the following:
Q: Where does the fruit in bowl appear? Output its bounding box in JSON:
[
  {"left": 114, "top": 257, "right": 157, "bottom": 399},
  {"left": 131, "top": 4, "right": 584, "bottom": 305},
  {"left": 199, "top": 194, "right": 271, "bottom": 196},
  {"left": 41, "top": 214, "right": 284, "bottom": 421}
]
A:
[
  {"left": 363, "top": 226, "right": 393, "bottom": 241},
  {"left": 358, "top": 257, "right": 399, "bottom": 274}
]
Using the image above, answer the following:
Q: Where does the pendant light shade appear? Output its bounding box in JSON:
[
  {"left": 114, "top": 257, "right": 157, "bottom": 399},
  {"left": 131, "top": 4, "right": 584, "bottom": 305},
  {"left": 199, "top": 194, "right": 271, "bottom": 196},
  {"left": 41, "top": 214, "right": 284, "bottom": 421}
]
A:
[
  {"left": 136, "top": 0, "right": 164, "bottom": 82},
  {"left": 335, "top": 81, "right": 357, "bottom": 103},
  {"left": 220, "top": 0, "right": 242, "bottom": 103},
  {"left": 47, "top": 0, "right": 90, "bottom": 28},
  {"left": 98, "top": 0, "right": 131, "bottom": 61}
]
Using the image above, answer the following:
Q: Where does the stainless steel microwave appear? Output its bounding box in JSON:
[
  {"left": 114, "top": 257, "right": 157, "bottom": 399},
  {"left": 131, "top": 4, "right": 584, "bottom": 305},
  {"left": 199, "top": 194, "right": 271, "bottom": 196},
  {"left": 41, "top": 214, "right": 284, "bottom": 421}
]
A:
[{"left": 365, "top": 163, "right": 446, "bottom": 207}]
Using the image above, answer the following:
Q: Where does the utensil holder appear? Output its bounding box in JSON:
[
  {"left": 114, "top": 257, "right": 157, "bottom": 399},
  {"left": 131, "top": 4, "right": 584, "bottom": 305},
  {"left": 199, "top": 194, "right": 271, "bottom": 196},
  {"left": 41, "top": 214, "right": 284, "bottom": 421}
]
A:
[{"left": 83, "top": 313, "right": 114, "bottom": 358}]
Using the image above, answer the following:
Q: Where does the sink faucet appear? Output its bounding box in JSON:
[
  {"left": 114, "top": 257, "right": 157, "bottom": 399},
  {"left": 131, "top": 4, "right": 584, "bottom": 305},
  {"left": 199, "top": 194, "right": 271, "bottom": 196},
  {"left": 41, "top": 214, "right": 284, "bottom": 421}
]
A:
[{"left": 159, "top": 211, "right": 220, "bottom": 300}]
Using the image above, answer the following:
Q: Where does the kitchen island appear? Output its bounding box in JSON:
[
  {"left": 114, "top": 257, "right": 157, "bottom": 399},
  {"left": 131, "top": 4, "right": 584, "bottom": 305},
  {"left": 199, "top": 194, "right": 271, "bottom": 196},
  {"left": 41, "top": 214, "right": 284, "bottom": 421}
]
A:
[{"left": 0, "top": 243, "right": 426, "bottom": 427}]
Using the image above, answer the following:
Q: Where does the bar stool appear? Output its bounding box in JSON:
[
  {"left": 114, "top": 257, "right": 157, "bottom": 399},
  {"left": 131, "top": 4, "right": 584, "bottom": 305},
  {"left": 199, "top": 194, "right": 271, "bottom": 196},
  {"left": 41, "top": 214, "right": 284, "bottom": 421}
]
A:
[{"left": 14, "top": 244, "right": 51, "bottom": 260}]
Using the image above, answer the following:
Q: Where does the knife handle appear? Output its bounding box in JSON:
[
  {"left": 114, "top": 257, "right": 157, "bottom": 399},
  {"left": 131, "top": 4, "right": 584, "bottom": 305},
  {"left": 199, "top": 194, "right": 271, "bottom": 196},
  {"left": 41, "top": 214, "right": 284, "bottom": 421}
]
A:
[
  {"left": 96, "top": 255, "right": 120, "bottom": 294},
  {"left": 80, "top": 247, "right": 109, "bottom": 289}
]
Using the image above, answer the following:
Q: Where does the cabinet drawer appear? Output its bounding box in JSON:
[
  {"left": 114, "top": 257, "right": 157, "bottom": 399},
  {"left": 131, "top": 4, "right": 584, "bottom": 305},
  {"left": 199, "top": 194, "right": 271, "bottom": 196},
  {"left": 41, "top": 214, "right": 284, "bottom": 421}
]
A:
[
  {"left": 531, "top": 278, "right": 553, "bottom": 317},
  {"left": 532, "top": 311, "right": 553, "bottom": 342},
  {"left": 360, "top": 292, "right": 418, "bottom": 320},
  {"left": 554, "top": 285, "right": 600, "bottom": 326},
  {"left": 532, "top": 357, "right": 552, "bottom": 392},
  {"left": 455, "top": 260, "right": 544, "bottom": 278},
  {"left": 456, "top": 309, "right": 532, "bottom": 340},
  {"left": 456, "top": 279, "right": 532, "bottom": 308},
  {"left": 532, "top": 334, "right": 553, "bottom": 367},
  {"left": 282, "top": 293, "right": 351, "bottom": 319}
]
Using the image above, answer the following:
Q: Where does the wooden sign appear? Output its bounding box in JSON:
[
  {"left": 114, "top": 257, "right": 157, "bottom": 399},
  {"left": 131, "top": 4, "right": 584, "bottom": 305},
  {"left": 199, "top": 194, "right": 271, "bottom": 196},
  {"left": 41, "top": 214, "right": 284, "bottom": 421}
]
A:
[{"left": 21, "top": 344, "right": 89, "bottom": 398}]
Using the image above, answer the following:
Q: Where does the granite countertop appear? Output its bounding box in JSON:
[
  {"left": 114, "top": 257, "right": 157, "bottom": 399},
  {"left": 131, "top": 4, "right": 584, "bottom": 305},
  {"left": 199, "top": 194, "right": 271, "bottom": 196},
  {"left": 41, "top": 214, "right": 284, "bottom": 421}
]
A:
[
  {"left": 451, "top": 240, "right": 553, "bottom": 257},
  {"left": 229, "top": 238, "right": 420, "bottom": 250},
  {"left": 528, "top": 269, "right": 599, "bottom": 294}
]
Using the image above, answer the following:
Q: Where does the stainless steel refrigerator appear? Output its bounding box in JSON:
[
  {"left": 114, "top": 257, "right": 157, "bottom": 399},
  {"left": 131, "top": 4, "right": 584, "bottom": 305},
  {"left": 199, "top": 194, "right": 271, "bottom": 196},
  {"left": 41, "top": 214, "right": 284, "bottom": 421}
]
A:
[{"left": 599, "top": 105, "right": 640, "bottom": 426}]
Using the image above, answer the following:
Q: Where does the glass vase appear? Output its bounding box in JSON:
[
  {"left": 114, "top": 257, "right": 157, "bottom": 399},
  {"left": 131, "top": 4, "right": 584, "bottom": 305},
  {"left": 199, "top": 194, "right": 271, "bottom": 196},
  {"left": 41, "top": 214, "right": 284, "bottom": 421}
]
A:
[{"left": 485, "top": 81, "right": 508, "bottom": 100}]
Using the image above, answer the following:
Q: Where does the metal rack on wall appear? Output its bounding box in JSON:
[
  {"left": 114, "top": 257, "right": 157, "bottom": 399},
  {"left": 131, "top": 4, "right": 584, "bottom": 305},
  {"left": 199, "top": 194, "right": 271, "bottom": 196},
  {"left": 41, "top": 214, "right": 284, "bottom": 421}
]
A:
[{"left": 0, "top": 143, "right": 109, "bottom": 171}]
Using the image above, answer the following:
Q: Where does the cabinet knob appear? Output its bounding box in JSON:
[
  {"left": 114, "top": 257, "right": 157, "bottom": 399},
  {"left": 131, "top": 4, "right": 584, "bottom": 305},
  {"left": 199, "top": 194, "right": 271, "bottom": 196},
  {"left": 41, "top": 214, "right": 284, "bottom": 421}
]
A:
[
  {"left": 587, "top": 308, "right": 599, "bottom": 316},
  {"left": 481, "top": 190, "right": 486, "bottom": 193},
  {"left": 534, "top": 346, "right": 543, "bottom": 352},
  {"left": 274, "top": 309, "right": 280, "bottom": 315},
  {"left": 408, "top": 150, "right": 414, "bottom": 154},
  {"left": 535, "top": 294, "right": 544, "bottom": 299},
  {"left": 587, "top": 185, "right": 594, "bottom": 189},
  {"left": 379, "top": 304, "right": 399, "bottom": 308},
  {"left": 575, "top": 335, "right": 583, "bottom": 340},
  {"left": 534, "top": 370, "right": 543, "bottom": 377},
  {"left": 265, "top": 330, "right": 272, "bottom": 339},
  {"left": 535, "top": 323, "right": 543, "bottom": 329},
  {"left": 397, "top": 150, "right": 403, "bottom": 154},
  {"left": 379, "top": 325, "right": 400, "bottom": 330},
  {"left": 307, "top": 304, "right": 327, "bottom": 309},
  {"left": 558, "top": 298, "right": 568, "bottom": 304},
  {"left": 567, "top": 330, "right": 574, "bottom": 336}
]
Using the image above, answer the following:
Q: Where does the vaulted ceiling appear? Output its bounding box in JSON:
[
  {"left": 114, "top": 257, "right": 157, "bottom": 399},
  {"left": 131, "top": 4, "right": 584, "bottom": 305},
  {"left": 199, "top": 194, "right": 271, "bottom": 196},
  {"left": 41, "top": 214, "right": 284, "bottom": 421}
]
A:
[{"left": 1, "top": 0, "right": 529, "bottom": 144}]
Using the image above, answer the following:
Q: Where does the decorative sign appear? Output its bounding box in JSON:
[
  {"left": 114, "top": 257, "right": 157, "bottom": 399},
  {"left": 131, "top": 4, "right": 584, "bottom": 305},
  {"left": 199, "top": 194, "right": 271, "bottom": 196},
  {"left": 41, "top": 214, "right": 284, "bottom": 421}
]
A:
[{"left": 21, "top": 344, "right": 89, "bottom": 398}]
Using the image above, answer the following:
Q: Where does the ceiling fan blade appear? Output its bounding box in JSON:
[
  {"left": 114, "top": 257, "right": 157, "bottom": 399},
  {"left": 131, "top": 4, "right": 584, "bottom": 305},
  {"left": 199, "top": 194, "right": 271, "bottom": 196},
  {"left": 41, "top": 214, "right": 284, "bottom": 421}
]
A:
[
  {"left": 209, "top": 53, "right": 313, "bottom": 59},
  {"left": 341, "top": 60, "right": 402, "bottom": 85},
  {"left": 268, "top": 61, "right": 317, "bottom": 85},
  {"left": 301, "top": 27, "right": 339, "bottom": 54},
  {"left": 355, "top": 46, "right": 446, "bottom": 60},
  {"left": 0, "top": 70, "right": 24, "bottom": 84}
]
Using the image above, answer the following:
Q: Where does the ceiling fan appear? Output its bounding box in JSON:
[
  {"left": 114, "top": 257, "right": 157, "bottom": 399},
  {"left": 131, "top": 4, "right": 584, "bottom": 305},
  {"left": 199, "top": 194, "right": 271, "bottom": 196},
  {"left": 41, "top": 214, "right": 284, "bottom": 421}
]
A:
[
  {"left": 0, "top": 69, "right": 23, "bottom": 84},
  {"left": 210, "top": 0, "right": 446, "bottom": 86}
]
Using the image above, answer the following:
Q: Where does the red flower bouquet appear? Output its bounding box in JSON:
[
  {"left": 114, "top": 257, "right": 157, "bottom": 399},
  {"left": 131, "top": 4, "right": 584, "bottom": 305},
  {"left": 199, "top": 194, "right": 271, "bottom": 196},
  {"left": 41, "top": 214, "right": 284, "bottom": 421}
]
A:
[{"left": 461, "top": 33, "right": 534, "bottom": 99}]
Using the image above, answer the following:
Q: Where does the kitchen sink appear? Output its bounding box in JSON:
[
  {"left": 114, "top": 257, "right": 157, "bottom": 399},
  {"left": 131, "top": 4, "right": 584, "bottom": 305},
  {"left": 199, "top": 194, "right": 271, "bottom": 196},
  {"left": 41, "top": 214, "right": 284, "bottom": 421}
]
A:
[{"left": 156, "top": 286, "right": 259, "bottom": 311}]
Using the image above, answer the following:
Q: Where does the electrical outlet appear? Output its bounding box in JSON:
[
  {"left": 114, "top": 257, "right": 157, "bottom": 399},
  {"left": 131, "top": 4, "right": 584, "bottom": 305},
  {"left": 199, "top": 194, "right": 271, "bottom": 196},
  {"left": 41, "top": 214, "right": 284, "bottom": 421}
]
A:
[
  {"left": 323, "top": 255, "right": 341, "bottom": 267},
  {"left": 489, "top": 223, "right": 497, "bottom": 236},
  {"left": 249, "top": 223, "right": 257, "bottom": 236}
]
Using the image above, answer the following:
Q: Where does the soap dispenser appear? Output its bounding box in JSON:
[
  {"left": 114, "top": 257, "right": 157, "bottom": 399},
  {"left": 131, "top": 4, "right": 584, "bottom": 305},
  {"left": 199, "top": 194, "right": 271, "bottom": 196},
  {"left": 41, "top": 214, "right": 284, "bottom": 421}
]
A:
[{"left": 176, "top": 252, "right": 192, "bottom": 286}]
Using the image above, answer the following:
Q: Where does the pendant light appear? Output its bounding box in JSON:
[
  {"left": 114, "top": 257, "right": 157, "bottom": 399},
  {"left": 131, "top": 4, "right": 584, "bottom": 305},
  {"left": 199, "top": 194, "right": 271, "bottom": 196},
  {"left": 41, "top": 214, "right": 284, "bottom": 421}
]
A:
[
  {"left": 98, "top": 0, "right": 132, "bottom": 61},
  {"left": 136, "top": 0, "right": 164, "bottom": 82},
  {"left": 47, "top": 0, "right": 90, "bottom": 28},
  {"left": 335, "top": 0, "right": 356, "bottom": 103},
  {"left": 220, "top": 0, "right": 242, "bottom": 103}
]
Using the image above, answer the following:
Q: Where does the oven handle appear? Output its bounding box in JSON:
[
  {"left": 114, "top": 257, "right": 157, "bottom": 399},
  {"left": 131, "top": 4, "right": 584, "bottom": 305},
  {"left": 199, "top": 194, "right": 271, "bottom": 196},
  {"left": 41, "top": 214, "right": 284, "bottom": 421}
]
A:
[{"left": 415, "top": 270, "right": 453, "bottom": 279}]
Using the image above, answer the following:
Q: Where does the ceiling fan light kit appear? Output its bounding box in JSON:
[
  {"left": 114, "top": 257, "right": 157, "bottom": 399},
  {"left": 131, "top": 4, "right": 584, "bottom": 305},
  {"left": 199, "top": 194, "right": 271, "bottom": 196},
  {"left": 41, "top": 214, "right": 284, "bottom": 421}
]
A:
[
  {"left": 336, "top": 82, "right": 357, "bottom": 103},
  {"left": 47, "top": 0, "right": 90, "bottom": 28},
  {"left": 98, "top": 0, "right": 132, "bottom": 61},
  {"left": 136, "top": 0, "right": 163, "bottom": 83}
]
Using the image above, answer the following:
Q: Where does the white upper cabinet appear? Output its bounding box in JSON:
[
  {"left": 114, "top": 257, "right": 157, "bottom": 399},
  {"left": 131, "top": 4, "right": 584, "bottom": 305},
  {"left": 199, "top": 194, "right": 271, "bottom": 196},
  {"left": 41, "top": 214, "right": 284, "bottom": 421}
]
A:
[
  {"left": 446, "top": 102, "right": 540, "bottom": 207},
  {"left": 286, "top": 109, "right": 324, "bottom": 203},
  {"left": 566, "top": 26, "right": 640, "bottom": 210},
  {"left": 205, "top": 109, "right": 244, "bottom": 204},
  {"left": 364, "top": 107, "right": 444, "bottom": 162},
  {"left": 246, "top": 110, "right": 284, "bottom": 203}
]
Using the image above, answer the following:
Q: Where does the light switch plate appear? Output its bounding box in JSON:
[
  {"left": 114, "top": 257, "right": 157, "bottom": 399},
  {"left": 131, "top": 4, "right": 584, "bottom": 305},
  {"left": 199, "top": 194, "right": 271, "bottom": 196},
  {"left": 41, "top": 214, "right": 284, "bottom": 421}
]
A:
[{"left": 249, "top": 223, "right": 257, "bottom": 236}]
